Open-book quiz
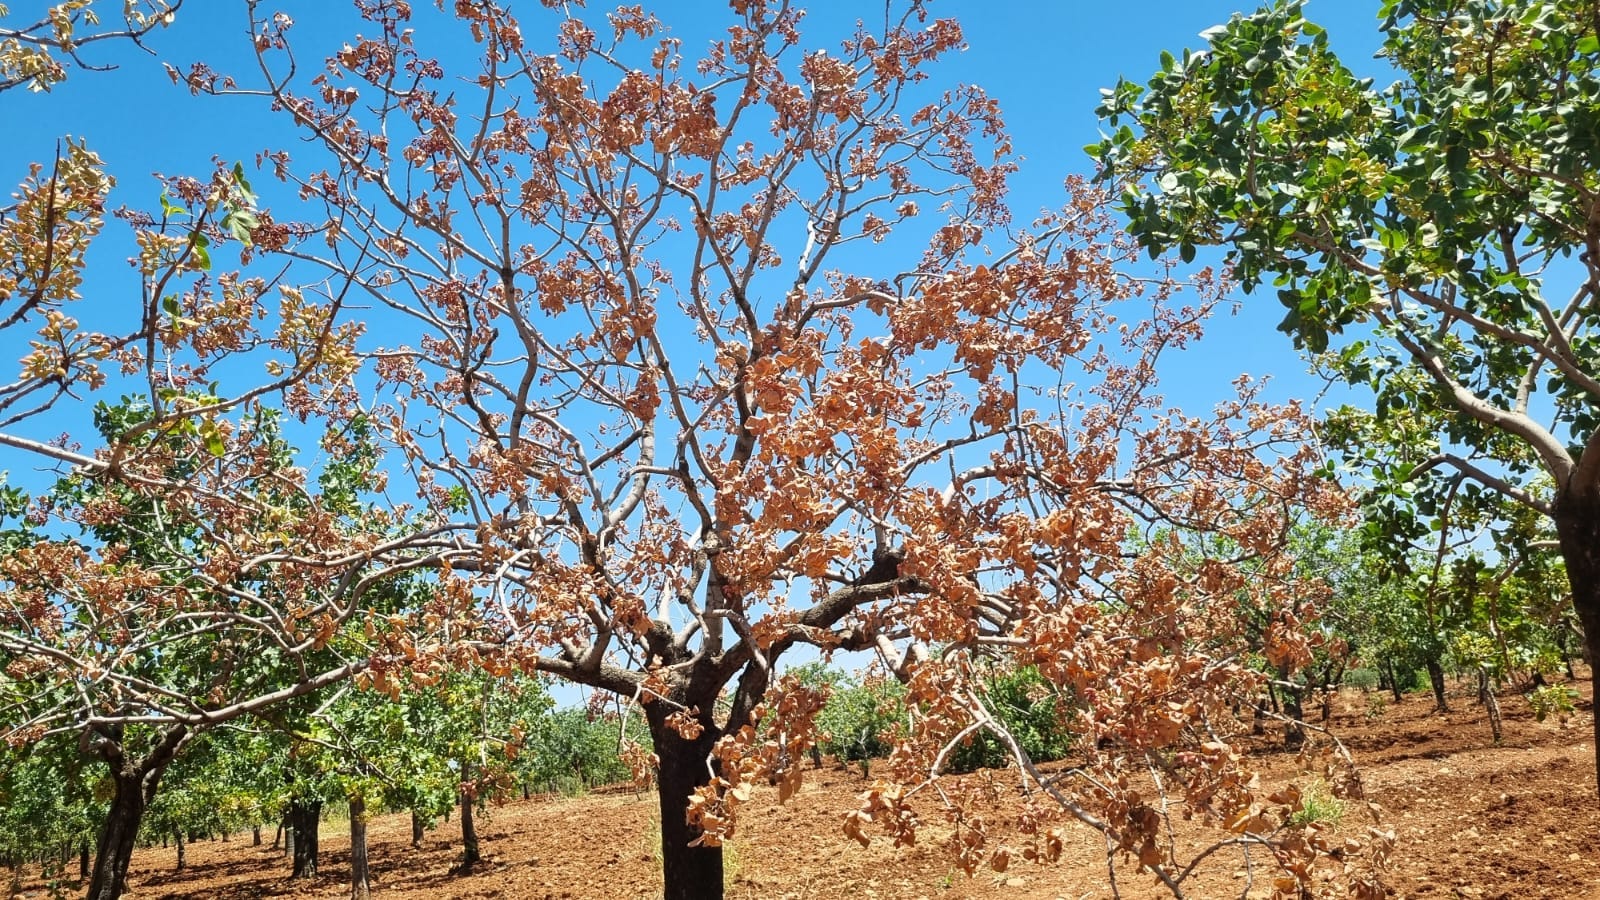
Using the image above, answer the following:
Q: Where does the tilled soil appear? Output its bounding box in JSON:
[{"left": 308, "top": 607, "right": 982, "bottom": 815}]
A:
[{"left": 20, "top": 676, "right": 1600, "bottom": 899}]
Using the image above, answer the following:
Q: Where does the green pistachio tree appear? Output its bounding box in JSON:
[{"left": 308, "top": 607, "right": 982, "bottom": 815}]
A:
[{"left": 1095, "top": 0, "right": 1600, "bottom": 787}]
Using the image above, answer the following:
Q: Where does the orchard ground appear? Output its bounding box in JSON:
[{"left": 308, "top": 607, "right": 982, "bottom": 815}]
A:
[{"left": 21, "top": 677, "right": 1600, "bottom": 900}]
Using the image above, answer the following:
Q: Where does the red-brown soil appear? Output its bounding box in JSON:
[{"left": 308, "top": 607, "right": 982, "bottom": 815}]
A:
[{"left": 20, "top": 676, "right": 1600, "bottom": 899}]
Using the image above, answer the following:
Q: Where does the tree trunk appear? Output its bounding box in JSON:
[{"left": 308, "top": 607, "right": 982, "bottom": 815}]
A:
[
  {"left": 1426, "top": 657, "right": 1449, "bottom": 712},
  {"left": 410, "top": 811, "right": 424, "bottom": 849},
  {"left": 646, "top": 706, "right": 724, "bottom": 900},
  {"left": 174, "top": 831, "right": 184, "bottom": 871},
  {"left": 349, "top": 795, "right": 371, "bottom": 900},
  {"left": 252, "top": 825, "right": 261, "bottom": 847},
  {"left": 1485, "top": 679, "right": 1503, "bottom": 743},
  {"left": 1275, "top": 667, "right": 1305, "bottom": 750},
  {"left": 1281, "top": 688, "right": 1305, "bottom": 750},
  {"left": 1319, "top": 661, "right": 1344, "bottom": 723},
  {"left": 85, "top": 723, "right": 191, "bottom": 890},
  {"left": 1385, "top": 660, "right": 1404, "bottom": 703},
  {"left": 458, "top": 774, "right": 480, "bottom": 869},
  {"left": 79, "top": 843, "right": 89, "bottom": 881},
  {"left": 85, "top": 762, "right": 165, "bottom": 900},
  {"left": 1553, "top": 499, "right": 1600, "bottom": 795},
  {"left": 288, "top": 800, "right": 321, "bottom": 878}
]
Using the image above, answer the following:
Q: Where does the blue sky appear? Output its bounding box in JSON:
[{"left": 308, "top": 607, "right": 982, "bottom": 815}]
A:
[{"left": 4, "top": 0, "right": 1392, "bottom": 419}]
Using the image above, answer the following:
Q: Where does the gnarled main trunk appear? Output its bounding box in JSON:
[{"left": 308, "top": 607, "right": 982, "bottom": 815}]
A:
[
  {"left": 287, "top": 800, "right": 321, "bottom": 878},
  {"left": 85, "top": 773, "right": 147, "bottom": 900},
  {"left": 85, "top": 725, "right": 186, "bottom": 900},
  {"left": 646, "top": 704, "right": 724, "bottom": 900},
  {"left": 1554, "top": 497, "right": 1600, "bottom": 795}
]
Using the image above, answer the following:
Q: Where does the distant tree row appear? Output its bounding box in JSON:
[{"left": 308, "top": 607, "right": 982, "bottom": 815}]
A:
[{"left": 0, "top": 667, "right": 643, "bottom": 895}]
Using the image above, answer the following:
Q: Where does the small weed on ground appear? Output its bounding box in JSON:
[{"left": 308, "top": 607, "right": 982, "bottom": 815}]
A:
[
  {"left": 1365, "top": 694, "right": 1387, "bottom": 722},
  {"left": 1290, "top": 780, "right": 1346, "bottom": 828}
]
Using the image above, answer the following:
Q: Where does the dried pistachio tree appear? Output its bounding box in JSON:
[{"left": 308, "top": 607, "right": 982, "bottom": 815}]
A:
[{"left": 163, "top": 0, "right": 1367, "bottom": 895}]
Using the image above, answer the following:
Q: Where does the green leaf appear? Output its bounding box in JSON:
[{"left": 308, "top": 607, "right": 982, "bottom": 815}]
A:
[
  {"left": 225, "top": 209, "right": 259, "bottom": 246},
  {"left": 232, "top": 161, "right": 257, "bottom": 205},
  {"left": 201, "top": 422, "right": 226, "bottom": 458}
]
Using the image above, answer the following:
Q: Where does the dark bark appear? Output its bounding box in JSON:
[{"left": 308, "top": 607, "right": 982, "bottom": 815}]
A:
[
  {"left": 252, "top": 825, "right": 261, "bottom": 847},
  {"left": 1485, "top": 678, "right": 1503, "bottom": 743},
  {"left": 1317, "top": 660, "right": 1344, "bottom": 723},
  {"left": 646, "top": 704, "right": 724, "bottom": 900},
  {"left": 1553, "top": 498, "right": 1600, "bottom": 794},
  {"left": 458, "top": 772, "right": 480, "bottom": 870},
  {"left": 79, "top": 844, "right": 89, "bottom": 881},
  {"left": 86, "top": 774, "right": 147, "bottom": 900},
  {"left": 288, "top": 800, "right": 321, "bottom": 878},
  {"left": 410, "top": 811, "right": 424, "bottom": 849},
  {"left": 1276, "top": 667, "right": 1305, "bottom": 751},
  {"left": 173, "top": 831, "right": 184, "bottom": 871},
  {"left": 1426, "top": 657, "right": 1449, "bottom": 712},
  {"left": 1384, "top": 660, "right": 1404, "bottom": 703},
  {"left": 85, "top": 724, "right": 187, "bottom": 900},
  {"left": 349, "top": 795, "right": 370, "bottom": 900}
]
